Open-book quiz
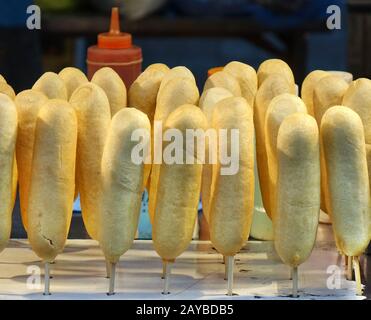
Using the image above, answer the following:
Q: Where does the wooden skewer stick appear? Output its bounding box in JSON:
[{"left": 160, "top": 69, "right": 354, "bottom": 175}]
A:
[
  {"left": 292, "top": 266, "right": 298, "bottom": 298},
  {"left": 105, "top": 260, "right": 111, "bottom": 279},
  {"left": 107, "top": 263, "right": 116, "bottom": 296},
  {"left": 161, "top": 262, "right": 166, "bottom": 279},
  {"left": 353, "top": 256, "right": 363, "bottom": 296},
  {"left": 49, "top": 260, "right": 56, "bottom": 279},
  {"left": 224, "top": 255, "right": 228, "bottom": 280},
  {"left": 335, "top": 253, "right": 342, "bottom": 268},
  {"left": 226, "top": 256, "right": 234, "bottom": 296},
  {"left": 162, "top": 261, "right": 172, "bottom": 295},
  {"left": 347, "top": 256, "right": 353, "bottom": 280},
  {"left": 43, "top": 262, "right": 51, "bottom": 296}
]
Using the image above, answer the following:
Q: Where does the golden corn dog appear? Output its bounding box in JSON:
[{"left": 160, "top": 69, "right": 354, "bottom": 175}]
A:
[
  {"left": 0, "top": 94, "right": 17, "bottom": 252},
  {"left": 59, "top": 67, "right": 89, "bottom": 99},
  {"left": 265, "top": 94, "right": 307, "bottom": 219},
  {"left": 301, "top": 70, "right": 328, "bottom": 116},
  {"left": 1, "top": 82, "right": 18, "bottom": 220},
  {"left": 100, "top": 108, "right": 151, "bottom": 263},
  {"left": 146, "top": 66, "right": 194, "bottom": 191},
  {"left": 209, "top": 97, "right": 254, "bottom": 257},
  {"left": 224, "top": 61, "right": 257, "bottom": 107},
  {"left": 153, "top": 104, "right": 207, "bottom": 261},
  {"left": 254, "top": 73, "right": 295, "bottom": 218},
  {"left": 321, "top": 106, "right": 369, "bottom": 256},
  {"left": 313, "top": 75, "right": 349, "bottom": 214},
  {"left": 342, "top": 78, "right": 371, "bottom": 196},
  {"left": 146, "top": 63, "right": 170, "bottom": 74},
  {"left": 328, "top": 71, "right": 353, "bottom": 84},
  {"left": 32, "top": 72, "right": 68, "bottom": 100},
  {"left": 11, "top": 161, "right": 17, "bottom": 211},
  {"left": 274, "top": 113, "right": 320, "bottom": 267},
  {"left": 158, "top": 66, "right": 196, "bottom": 93},
  {"left": 15, "top": 90, "right": 48, "bottom": 230},
  {"left": 199, "top": 87, "right": 233, "bottom": 116},
  {"left": 0, "top": 82, "right": 16, "bottom": 99},
  {"left": 70, "top": 83, "right": 111, "bottom": 240},
  {"left": 148, "top": 77, "right": 199, "bottom": 222},
  {"left": 199, "top": 87, "right": 233, "bottom": 222},
  {"left": 59, "top": 67, "right": 88, "bottom": 200},
  {"left": 129, "top": 64, "right": 169, "bottom": 123},
  {"left": 27, "top": 99, "right": 77, "bottom": 262},
  {"left": 313, "top": 75, "right": 348, "bottom": 123},
  {"left": 203, "top": 70, "right": 241, "bottom": 97},
  {"left": 128, "top": 64, "right": 169, "bottom": 190},
  {"left": 257, "top": 59, "right": 295, "bottom": 87},
  {"left": 91, "top": 67, "right": 127, "bottom": 117}
]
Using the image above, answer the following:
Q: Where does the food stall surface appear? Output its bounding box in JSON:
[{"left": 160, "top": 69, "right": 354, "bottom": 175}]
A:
[{"left": 0, "top": 225, "right": 364, "bottom": 300}]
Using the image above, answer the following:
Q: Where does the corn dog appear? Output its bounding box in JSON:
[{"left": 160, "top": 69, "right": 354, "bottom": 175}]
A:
[
  {"left": 153, "top": 104, "right": 207, "bottom": 261},
  {"left": 148, "top": 77, "right": 199, "bottom": 222},
  {"left": 27, "top": 99, "right": 77, "bottom": 262},
  {"left": 203, "top": 70, "right": 241, "bottom": 97},
  {"left": 59, "top": 67, "right": 89, "bottom": 99},
  {"left": 301, "top": 70, "right": 328, "bottom": 116},
  {"left": 32, "top": 72, "right": 68, "bottom": 100},
  {"left": 15, "top": 90, "right": 48, "bottom": 230},
  {"left": 313, "top": 75, "right": 348, "bottom": 124},
  {"left": 100, "top": 108, "right": 151, "bottom": 263},
  {"left": 343, "top": 78, "right": 371, "bottom": 198},
  {"left": 91, "top": 67, "right": 127, "bottom": 117},
  {"left": 0, "top": 82, "right": 16, "bottom": 99},
  {"left": 254, "top": 73, "right": 295, "bottom": 218},
  {"left": 313, "top": 75, "right": 349, "bottom": 214},
  {"left": 158, "top": 66, "right": 196, "bottom": 93},
  {"left": 199, "top": 87, "right": 233, "bottom": 222},
  {"left": 128, "top": 64, "right": 169, "bottom": 190},
  {"left": 129, "top": 64, "right": 169, "bottom": 123},
  {"left": 275, "top": 113, "right": 320, "bottom": 268},
  {"left": 59, "top": 67, "right": 89, "bottom": 200},
  {"left": 70, "top": 83, "right": 111, "bottom": 240},
  {"left": 265, "top": 94, "right": 307, "bottom": 219},
  {"left": 321, "top": 106, "right": 369, "bottom": 256},
  {"left": 209, "top": 96, "right": 254, "bottom": 257},
  {"left": 146, "top": 63, "right": 170, "bottom": 74},
  {"left": 224, "top": 61, "right": 257, "bottom": 107},
  {"left": 199, "top": 87, "right": 233, "bottom": 117},
  {"left": 0, "top": 94, "right": 17, "bottom": 252},
  {"left": 257, "top": 59, "right": 295, "bottom": 87}
]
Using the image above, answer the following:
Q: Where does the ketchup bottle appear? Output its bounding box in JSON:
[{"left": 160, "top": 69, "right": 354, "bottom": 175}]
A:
[{"left": 87, "top": 7, "right": 142, "bottom": 89}]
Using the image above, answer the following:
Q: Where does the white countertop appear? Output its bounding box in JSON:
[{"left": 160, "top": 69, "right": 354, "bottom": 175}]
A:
[{"left": 0, "top": 227, "right": 364, "bottom": 300}]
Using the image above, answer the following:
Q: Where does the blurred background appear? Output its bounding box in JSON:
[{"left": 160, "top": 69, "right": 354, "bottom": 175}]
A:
[{"left": 0, "top": 0, "right": 368, "bottom": 239}]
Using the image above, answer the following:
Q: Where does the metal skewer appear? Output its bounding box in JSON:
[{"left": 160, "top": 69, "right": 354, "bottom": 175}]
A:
[
  {"left": 353, "top": 256, "right": 363, "bottom": 296},
  {"left": 162, "top": 262, "right": 166, "bottom": 279},
  {"left": 292, "top": 266, "right": 298, "bottom": 298},
  {"left": 106, "top": 260, "right": 111, "bottom": 279},
  {"left": 162, "top": 261, "right": 172, "bottom": 295},
  {"left": 226, "top": 256, "right": 235, "bottom": 296},
  {"left": 43, "top": 262, "right": 51, "bottom": 295},
  {"left": 347, "top": 256, "right": 353, "bottom": 280},
  {"left": 107, "top": 262, "right": 116, "bottom": 296},
  {"left": 224, "top": 255, "right": 228, "bottom": 280}
]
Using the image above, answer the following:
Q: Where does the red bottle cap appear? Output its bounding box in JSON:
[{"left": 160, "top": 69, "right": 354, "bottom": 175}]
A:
[
  {"left": 98, "top": 7, "right": 132, "bottom": 49},
  {"left": 207, "top": 66, "right": 224, "bottom": 78}
]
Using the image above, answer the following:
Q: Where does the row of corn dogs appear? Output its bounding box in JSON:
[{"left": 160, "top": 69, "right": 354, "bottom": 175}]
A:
[{"left": 0, "top": 59, "right": 370, "bottom": 297}]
